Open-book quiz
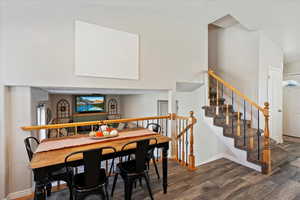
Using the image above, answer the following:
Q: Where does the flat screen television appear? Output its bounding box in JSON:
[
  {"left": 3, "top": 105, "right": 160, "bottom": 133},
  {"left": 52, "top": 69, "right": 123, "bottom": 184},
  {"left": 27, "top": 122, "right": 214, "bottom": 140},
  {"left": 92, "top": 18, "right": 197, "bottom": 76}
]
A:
[{"left": 75, "top": 95, "right": 105, "bottom": 113}]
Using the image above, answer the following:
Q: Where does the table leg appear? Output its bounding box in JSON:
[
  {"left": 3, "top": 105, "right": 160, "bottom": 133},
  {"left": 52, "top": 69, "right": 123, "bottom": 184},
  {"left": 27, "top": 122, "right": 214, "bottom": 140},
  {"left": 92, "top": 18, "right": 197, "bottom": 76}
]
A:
[
  {"left": 162, "top": 146, "right": 168, "bottom": 194},
  {"left": 34, "top": 182, "right": 46, "bottom": 200}
]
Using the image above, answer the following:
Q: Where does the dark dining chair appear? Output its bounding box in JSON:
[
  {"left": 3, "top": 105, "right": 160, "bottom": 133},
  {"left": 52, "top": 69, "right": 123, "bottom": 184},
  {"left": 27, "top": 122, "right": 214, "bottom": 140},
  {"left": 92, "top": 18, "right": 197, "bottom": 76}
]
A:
[
  {"left": 111, "top": 138, "right": 157, "bottom": 200},
  {"left": 146, "top": 123, "right": 161, "bottom": 180},
  {"left": 146, "top": 123, "right": 161, "bottom": 133},
  {"left": 24, "top": 136, "right": 73, "bottom": 198},
  {"left": 65, "top": 147, "right": 116, "bottom": 200}
]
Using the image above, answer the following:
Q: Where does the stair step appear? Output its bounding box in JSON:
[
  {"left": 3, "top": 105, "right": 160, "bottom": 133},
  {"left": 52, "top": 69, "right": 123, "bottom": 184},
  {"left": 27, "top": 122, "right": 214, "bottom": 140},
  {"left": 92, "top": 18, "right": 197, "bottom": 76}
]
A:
[
  {"left": 209, "top": 98, "right": 226, "bottom": 106},
  {"left": 205, "top": 84, "right": 289, "bottom": 171},
  {"left": 214, "top": 118, "right": 250, "bottom": 128}
]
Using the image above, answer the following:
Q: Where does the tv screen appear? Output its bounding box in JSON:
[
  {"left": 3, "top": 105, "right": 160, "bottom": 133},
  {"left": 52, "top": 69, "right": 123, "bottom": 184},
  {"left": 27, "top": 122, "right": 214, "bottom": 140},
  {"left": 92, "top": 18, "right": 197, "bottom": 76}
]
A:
[{"left": 75, "top": 95, "right": 105, "bottom": 113}]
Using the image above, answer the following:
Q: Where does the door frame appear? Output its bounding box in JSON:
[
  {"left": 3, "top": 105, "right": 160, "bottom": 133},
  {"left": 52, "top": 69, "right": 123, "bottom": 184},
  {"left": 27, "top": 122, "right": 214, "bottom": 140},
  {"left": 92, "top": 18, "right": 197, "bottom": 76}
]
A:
[
  {"left": 267, "top": 66, "right": 283, "bottom": 143},
  {"left": 157, "top": 100, "right": 169, "bottom": 116}
]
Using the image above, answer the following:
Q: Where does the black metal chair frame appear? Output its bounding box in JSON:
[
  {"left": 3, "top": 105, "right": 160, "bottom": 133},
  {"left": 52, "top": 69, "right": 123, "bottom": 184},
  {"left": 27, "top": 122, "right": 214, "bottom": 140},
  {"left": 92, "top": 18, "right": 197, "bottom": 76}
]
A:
[
  {"left": 146, "top": 123, "right": 161, "bottom": 180},
  {"left": 65, "top": 146, "right": 116, "bottom": 200},
  {"left": 24, "top": 136, "right": 73, "bottom": 198},
  {"left": 111, "top": 138, "right": 157, "bottom": 200}
]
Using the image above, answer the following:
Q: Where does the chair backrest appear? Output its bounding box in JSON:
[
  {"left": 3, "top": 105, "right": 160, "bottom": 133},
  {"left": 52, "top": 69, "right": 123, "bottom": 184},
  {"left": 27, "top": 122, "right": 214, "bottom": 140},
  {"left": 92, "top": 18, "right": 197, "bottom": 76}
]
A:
[
  {"left": 24, "top": 137, "right": 40, "bottom": 161},
  {"left": 65, "top": 147, "right": 116, "bottom": 188},
  {"left": 121, "top": 138, "right": 157, "bottom": 173},
  {"left": 146, "top": 123, "right": 161, "bottom": 133}
]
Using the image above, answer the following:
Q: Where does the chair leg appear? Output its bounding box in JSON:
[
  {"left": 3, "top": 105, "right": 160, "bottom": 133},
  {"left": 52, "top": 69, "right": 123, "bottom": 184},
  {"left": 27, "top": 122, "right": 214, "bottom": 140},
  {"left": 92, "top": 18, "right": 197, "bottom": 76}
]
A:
[
  {"left": 143, "top": 173, "right": 154, "bottom": 200},
  {"left": 111, "top": 173, "right": 119, "bottom": 197},
  {"left": 124, "top": 179, "right": 133, "bottom": 200},
  {"left": 104, "top": 182, "right": 110, "bottom": 200},
  {"left": 67, "top": 182, "right": 73, "bottom": 200},
  {"left": 139, "top": 177, "right": 143, "bottom": 187},
  {"left": 152, "top": 158, "right": 160, "bottom": 180},
  {"left": 46, "top": 182, "right": 52, "bottom": 197}
]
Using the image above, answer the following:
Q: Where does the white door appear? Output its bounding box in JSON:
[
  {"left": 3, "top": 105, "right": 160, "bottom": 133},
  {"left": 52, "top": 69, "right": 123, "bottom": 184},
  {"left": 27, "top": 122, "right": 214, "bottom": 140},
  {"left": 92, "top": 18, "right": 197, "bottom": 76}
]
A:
[
  {"left": 157, "top": 100, "right": 169, "bottom": 134},
  {"left": 283, "top": 87, "right": 300, "bottom": 137},
  {"left": 268, "top": 67, "right": 283, "bottom": 143}
]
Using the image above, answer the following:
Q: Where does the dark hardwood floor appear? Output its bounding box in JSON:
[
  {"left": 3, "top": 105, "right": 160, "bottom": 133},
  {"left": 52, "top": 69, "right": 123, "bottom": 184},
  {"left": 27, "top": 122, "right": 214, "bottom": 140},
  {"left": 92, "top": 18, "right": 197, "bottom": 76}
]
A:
[{"left": 20, "top": 136, "right": 300, "bottom": 200}]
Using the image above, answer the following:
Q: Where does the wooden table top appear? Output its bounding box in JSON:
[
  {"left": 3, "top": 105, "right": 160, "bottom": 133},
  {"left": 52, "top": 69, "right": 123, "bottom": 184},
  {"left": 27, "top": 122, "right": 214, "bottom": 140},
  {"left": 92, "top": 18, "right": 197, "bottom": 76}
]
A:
[{"left": 30, "top": 132, "right": 171, "bottom": 169}]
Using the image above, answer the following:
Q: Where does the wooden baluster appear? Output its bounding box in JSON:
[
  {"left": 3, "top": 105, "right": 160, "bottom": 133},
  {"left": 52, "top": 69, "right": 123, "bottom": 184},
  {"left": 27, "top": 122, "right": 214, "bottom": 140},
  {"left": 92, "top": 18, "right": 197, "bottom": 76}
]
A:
[
  {"left": 181, "top": 120, "right": 185, "bottom": 166},
  {"left": 237, "top": 102, "right": 241, "bottom": 137},
  {"left": 243, "top": 100, "right": 246, "bottom": 146},
  {"left": 179, "top": 119, "right": 181, "bottom": 162},
  {"left": 216, "top": 80, "right": 219, "bottom": 115},
  {"left": 208, "top": 74, "right": 211, "bottom": 106},
  {"left": 257, "top": 109, "right": 260, "bottom": 160},
  {"left": 75, "top": 126, "right": 78, "bottom": 135},
  {"left": 226, "top": 104, "right": 229, "bottom": 125},
  {"left": 250, "top": 105, "right": 253, "bottom": 127},
  {"left": 249, "top": 129, "right": 254, "bottom": 151},
  {"left": 185, "top": 120, "right": 189, "bottom": 166},
  {"left": 57, "top": 128, "right": 60, "bottom": 138},
  {"left": 175, "top": 118, "right": 179, "bottom": 161},
  {"left": 188, "top": 111, "right": 196, "bottom": 170},
  {"left": 231, "top": 92, "right": 234, "bottom": 136},
  {"left": 262, "top": 102, "right": 271, "bottom": 174}
]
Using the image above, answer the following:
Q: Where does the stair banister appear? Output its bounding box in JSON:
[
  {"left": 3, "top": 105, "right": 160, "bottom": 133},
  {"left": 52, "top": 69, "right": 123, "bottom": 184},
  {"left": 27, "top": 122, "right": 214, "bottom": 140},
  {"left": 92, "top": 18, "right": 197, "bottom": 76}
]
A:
[{"left": 207, "top": 69, "right": 271, "bottom": 174}]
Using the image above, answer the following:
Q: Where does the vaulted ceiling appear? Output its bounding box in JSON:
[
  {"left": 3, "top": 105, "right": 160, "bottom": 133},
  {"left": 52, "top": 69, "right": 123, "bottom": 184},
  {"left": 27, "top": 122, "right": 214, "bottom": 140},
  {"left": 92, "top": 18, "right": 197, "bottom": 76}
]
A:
[{"left": 205, "top": 0, "right": 300, "bottom": 64}]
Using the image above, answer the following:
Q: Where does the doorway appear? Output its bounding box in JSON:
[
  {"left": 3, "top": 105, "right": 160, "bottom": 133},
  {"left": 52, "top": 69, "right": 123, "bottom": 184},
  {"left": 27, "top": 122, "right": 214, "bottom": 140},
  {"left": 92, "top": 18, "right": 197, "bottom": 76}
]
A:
[
  {"left": 37, "top": 103, "right": 47, "bottom": 140},
  {"left": 268, "top": 66, "right": 283, "bottom": 143},
  {"left": 157, "top": 100, "right": 168, "bottom": 134}
]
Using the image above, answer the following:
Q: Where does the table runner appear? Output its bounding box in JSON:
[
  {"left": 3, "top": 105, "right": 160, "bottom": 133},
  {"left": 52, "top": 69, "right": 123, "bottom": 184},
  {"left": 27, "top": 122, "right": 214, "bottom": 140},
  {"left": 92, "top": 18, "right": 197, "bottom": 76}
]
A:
[{"left": 35, "top": 129, "right": 157, "bottom": 153}]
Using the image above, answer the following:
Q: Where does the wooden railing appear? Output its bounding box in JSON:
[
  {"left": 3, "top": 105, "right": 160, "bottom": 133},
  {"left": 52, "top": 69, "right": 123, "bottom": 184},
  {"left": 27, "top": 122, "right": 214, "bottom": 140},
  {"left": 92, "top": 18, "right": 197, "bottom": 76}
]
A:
[
  {"left": 22, "top": 112, "right": 197, "bottom": 170},
  {"left": 173, "top": 111, "right": 197, "bottom": 170},
  {"left": 208, "top": 69, "right": 271, "bottom": 174}
]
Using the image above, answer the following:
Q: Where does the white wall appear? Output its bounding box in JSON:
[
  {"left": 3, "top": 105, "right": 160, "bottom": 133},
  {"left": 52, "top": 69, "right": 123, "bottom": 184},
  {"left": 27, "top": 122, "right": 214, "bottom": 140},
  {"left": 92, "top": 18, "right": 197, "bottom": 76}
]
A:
[
  {"left": 121, "top": 89, "right": 230, "bottom": 166},
  {"left": 175, "top": 88, "right": 229, "bottom": 166},
  {"left": 0, "top": 85, "right": 6, "bottom": 199},
  {"left": 6, "top": 87, "right": 33, "bottom": 196},
  {"left": 208, "top": 24, "right": 260, "bottom": 102},
  {"left": 258, "top": 33, "right": 284, "bottom": 106},
  {"left": 258, "top": 33, "right": 284, "bottom": 143},
  {"left": 121, "top": 92, "right": 168, "bottom": 118},
  {"left": 1, "top": 1, "right": 205, "bottom": 90},
  {"left": 284, "top": 60, "right": 300, "bottom": 74}
]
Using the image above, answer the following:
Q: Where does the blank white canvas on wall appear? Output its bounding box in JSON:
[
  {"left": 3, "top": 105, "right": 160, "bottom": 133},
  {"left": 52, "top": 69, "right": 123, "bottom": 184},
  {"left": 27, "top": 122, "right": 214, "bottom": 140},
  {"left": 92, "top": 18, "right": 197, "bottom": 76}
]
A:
[{"left": 75, "top": 20, "right": 139, "bottom": 80}]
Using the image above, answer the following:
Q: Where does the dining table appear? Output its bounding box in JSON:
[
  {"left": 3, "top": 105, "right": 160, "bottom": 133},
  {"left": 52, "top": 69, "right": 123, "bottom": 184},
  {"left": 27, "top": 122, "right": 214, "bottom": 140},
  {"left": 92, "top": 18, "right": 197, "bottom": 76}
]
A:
[{"left": 30, "top": 129, "right": 171, "bottom": 200}]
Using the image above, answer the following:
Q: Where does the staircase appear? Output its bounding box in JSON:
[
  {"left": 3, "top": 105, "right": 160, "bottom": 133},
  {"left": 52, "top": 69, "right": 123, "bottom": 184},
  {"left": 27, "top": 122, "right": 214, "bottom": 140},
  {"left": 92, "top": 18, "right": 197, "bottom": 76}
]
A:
[{"left": 203, "top": 70, "right": 289, "bottom": 174}]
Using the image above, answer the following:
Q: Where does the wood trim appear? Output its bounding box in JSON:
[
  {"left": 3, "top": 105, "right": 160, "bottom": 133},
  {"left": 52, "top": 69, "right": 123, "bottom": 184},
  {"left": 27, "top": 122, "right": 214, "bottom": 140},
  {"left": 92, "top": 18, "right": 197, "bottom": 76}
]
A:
[
  {"left": 22, "top": 114, "right": 172, "bottom": 131},
  {"left": 208, "top": 69, "right": 266, "bottom": 114},
  {"left": 175, "top": 115, "right": 190, "bottom": 120},
  {"left": 262, "top": 102, "right": 271, "bottom": 174},
  {"left": 73, "top": 112, "right": 108, "bottom": 117}
]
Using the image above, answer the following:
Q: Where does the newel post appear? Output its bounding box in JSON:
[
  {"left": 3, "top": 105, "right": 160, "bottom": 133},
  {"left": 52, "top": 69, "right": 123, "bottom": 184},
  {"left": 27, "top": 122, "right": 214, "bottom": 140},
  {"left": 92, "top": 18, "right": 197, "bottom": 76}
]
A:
[
  {"left": 170, "top": 113, "right": 178, "bottom": 160},
  {"left": 188, "top": 111, "right": 196, "bottom": 170},
  {"left": 262, "top": 102, "right": 271, "bottom": 174}
]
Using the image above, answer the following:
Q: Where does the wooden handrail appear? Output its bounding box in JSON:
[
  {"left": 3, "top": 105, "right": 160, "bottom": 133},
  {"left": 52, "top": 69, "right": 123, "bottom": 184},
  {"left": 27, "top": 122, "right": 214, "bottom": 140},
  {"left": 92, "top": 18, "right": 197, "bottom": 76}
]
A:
[
  {"left": 176, "top": 123, "right": 195, "bottom": 139},
  {"left": 173, "top": 111, "right": 197, "bottom": 170},
  {"left": 208, "top": 69, "right": 267, "bottom": 115},
  {"left": 22, "top": 115, "right": 171, "bottom": 131},
  {"left": 208, "top": 69, "right": 271, "bottom": 174}
]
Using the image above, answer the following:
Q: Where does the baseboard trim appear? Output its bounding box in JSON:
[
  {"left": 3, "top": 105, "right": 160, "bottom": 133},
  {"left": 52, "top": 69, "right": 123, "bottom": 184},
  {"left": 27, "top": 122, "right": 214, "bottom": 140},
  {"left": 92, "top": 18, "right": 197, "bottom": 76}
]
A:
[{"left": 6, "top": 188, "right": 34, "bottom": 200}]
